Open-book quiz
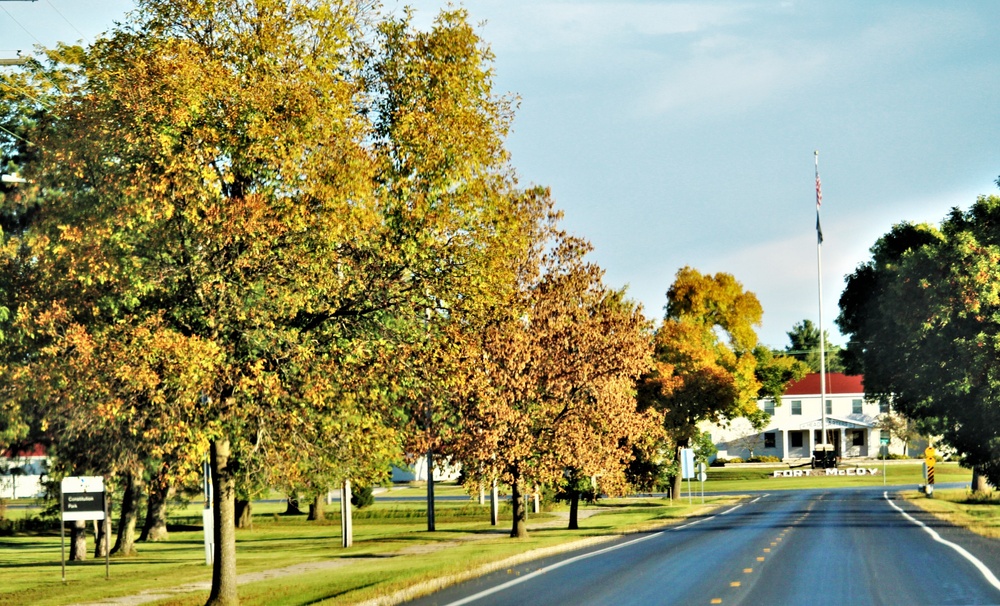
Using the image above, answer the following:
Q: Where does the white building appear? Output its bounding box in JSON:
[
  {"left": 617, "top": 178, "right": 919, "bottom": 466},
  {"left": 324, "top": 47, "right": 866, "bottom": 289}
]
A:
[
  {"left": 1, "top": 444, "right": 48, "bottom": 499},
  {"left": 707, "top": 373, "right": 909, "bottom": 462}
]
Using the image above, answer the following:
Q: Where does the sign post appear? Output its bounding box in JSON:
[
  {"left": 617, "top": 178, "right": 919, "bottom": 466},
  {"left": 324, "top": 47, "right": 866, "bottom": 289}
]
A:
[
  {"left": 60, "top": 476, "right": 108, "bottom": 582},
  {"left": 880, "top": 436, "right": 890, "bottom": 486},
  {"left": 202, "top": 458, "right": 214, "bottom": 565},
  {"left": 697, "top": 462, "right": 707, "bottom": 504},
  {"left": 924, "top": 446, "right": 936, "bottom": 496}
]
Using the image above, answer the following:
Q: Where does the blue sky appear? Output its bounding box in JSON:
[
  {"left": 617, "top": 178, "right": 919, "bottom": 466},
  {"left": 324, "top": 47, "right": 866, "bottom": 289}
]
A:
[{"left": 4, "top": 1, "right": 999, "bottom": 348}]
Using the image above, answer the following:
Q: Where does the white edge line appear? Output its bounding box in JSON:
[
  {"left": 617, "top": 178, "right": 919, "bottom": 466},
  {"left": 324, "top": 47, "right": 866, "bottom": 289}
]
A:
[
  {"left": 442, "top": 530, "right": 664, "bottom": 606},
  {"left": 720, "top": 505, "right": 742, "bottom": 515},
  {"left": 443, "top": 499, "right": 750, "bottom": 606},
  {"left": 883, "top": 491, "right": 1000, "bottom": 593}
]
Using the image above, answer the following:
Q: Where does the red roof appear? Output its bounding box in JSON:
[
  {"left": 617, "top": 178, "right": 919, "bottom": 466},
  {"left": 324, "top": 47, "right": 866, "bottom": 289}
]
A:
[
  {"left": 783, "top": 373, "right": 864, "bottom": 396},
  {"left": 2, "top": 444, "right": 47, "bottom": 458}
]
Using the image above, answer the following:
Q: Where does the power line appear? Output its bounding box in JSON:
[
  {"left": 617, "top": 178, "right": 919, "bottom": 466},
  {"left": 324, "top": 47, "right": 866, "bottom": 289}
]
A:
[
  {"left": 0, "top": 4, "right": 44, "bottom": 48},
  {"left": 43, "top": 0, "right": 90, "bottom": 45}
]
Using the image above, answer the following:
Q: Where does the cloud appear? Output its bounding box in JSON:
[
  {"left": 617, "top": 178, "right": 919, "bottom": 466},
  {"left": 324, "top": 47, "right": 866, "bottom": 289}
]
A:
[{"left": 639, "top": 44, "right": 826, "bottom": 117}]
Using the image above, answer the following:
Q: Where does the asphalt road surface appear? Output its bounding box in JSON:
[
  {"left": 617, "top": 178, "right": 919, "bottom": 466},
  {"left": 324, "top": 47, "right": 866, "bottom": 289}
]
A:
[{"left": 405, "top": 488, "right": 1000, "bottom": 606}]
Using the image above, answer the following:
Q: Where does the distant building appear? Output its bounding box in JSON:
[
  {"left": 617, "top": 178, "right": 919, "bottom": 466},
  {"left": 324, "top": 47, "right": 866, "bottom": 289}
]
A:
[
  {"left": 391, "top": 456, "right": 462, "bottom": 483},
  {"left": 705, "top": 373, "right": 916, "bottom": 462},
  {"left": 1, "top": 444, "right": 48, "bottom": 499}
]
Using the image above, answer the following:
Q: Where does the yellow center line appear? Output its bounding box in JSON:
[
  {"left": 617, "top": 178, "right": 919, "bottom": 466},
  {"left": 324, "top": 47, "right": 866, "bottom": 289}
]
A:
[
  {"left": 743, "top": 568, "right": 753, "bottom": 574},
  {"left": 756, "top": 556, "right": 765, "bottom": 561},
  {"left": 730, "top": 581, "right": 741, "bottom": 587},
  {"left": 711, "top": 599, "right": 723, "bottom": 604}
]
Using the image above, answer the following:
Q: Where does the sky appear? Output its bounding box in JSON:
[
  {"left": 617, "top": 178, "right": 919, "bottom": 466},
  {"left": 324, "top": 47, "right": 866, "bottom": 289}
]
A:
[{"left": 3, "top": 0, "right": 1000, "bottom": 348}]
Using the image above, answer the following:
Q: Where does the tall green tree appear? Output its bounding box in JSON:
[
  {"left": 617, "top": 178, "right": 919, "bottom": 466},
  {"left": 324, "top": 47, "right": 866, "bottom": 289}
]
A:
[
  {"left": 783, "top": 319, "right": 844, "bottom": 373},
  {"left": 837, "top": 194, "right": 1000, "bottom": 486},
  {"left": 0, "top": 2, "right": 530, "bottom": 604}
]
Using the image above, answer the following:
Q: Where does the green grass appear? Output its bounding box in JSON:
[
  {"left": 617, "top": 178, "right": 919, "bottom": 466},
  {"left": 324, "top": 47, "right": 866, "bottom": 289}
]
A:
[
  {"left": 904, "top": 488, "right": 1000, "bottom": 539},
  {"left": 0, "top": 466, "right": 976, "bottom": 605},
  {"left": 702, "top": 460, "right": 971, "bottom": 492},
  {"left": 0, "top": 492, "right": 737, "bottom": 606}
]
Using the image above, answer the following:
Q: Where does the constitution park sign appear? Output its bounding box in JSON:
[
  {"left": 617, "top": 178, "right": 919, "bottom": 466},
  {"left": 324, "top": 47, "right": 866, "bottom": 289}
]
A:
[{"left": 60, "top": 476, "right": 109, "bottom": 581}]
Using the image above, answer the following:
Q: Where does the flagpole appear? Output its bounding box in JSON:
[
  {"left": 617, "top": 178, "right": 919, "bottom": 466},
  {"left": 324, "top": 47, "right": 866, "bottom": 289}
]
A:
[{"left": 815, "top": 150, "right": 828, "bottom": 449}]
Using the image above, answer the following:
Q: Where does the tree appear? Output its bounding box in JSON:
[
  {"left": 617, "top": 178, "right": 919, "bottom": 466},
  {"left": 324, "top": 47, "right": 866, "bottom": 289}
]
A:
[
  {"left": 449, "top": 201, "right": 660, "bottom": 537},
  {"left": 784, "top": 319, "right": 844, "bottom": 373},
  {"left": 0, "top": 3, "right": 530, "bottom": 604},
  {"left": 837, "top": 194, "right": 1000, "bottom": 487},
  {"left": 640, "top": 267, "right": 805, "bottom": 496}
]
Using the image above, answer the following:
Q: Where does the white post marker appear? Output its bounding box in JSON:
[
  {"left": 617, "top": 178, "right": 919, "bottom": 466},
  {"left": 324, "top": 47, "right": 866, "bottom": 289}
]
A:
[
  {"left": 202, "top": 458, "right": 214, "bottom": 565},
  {"left": 680, "top": 448, "right": 695, "bottom": 504},
  {"left": 697, "top": 462, "right": 707, "bottom": 504}
]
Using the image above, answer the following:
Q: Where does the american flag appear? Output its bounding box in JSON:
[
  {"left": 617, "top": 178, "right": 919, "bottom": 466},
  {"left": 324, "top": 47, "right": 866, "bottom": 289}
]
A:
[{"left": 814, "top": 153, "right": 823, "bottom": 243}]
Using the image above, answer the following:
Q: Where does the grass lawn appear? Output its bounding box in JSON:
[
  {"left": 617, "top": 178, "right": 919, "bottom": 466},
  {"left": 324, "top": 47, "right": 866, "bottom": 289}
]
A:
[
  {"left": 903, "top": 488, "right": 1000, "bottom": 539},
  {"left": 0, "top": 490, "right": 738, "bottom": 606},
  {"left": 0, "top": 465, "right": 981, "bottom": 605},
  {"left": 702, "top": 460, "right": 971, "bottom": 492}
]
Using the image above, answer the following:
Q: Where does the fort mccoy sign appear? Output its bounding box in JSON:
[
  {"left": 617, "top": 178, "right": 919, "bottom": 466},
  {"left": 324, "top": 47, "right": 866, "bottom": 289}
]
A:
[{"left": 772, "top": 468, "right": 881, "bottom": 478}]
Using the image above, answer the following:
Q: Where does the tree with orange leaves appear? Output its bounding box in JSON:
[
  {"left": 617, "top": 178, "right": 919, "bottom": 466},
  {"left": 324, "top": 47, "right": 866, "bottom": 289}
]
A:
[
  {"left": 450, "top": 198, "right": 660, "bottom": 537},
  {"left": 640, "top": 267, "right": 804, "bottom": 496}
]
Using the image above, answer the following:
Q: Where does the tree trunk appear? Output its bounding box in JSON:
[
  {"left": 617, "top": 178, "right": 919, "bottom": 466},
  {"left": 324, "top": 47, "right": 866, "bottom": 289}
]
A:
[
  {"left": 490, "top": 478, "right": 498, "bottom": 526},
  {"left": 94, "top": 516, "right": 110, "bottom": 558},
  {"left": 140, "top": 480, "right": 171, "bottom": 542},
  {"left": 111, "top": 471, "right": 142, "bottom": 557},
  {"left": 69, "top": 520, "right": 87, "bottom": 561},
  {"left": 972, "top": 465, "right": 992, "bottom": 494},
  {"left": 283, "top": 496, "right": 302, "bottom": 515},
  {"left": 509, "top": 471, "right": 527, "bottom": 538},
  {"left": 207, "top": 438, "right": 238, "bottom": 606},
  {"left": 671, "top": 442, "right": 687, "bottom": 500},
  {"left": 234, "top": 499, "right": 253, "bottom": 529},
  {"left": 308, "top": 494, "right": 326, "bottom": 522},
  {"left": 568, "top": 489, "right": 580, "bottom": 530},
  {"left": 426, "top": 450, "right": 436, "bottom": 532}
]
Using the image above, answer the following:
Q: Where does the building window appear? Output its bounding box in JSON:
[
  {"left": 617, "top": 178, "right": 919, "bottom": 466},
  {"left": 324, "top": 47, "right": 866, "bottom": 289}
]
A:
[
  {"left": 879, "top": 400, "right": 890, "bottom": 414},
  {"left": 825, "top": 400, "right": 832, "bottom": 415},
  {"left": 764, "top": 432, "right": 776, "bottom": 448},
  {"left": 763, "top": 400, "right": 775, "bottom": 415},
  {"left": 791, "top": 432, "right": 804, "bottom": 448},
  {"left": 852, "top": 431, "right": 865, "bottom": 447},
  {"left": 852, "top": 399, "right": 863, "bottom": 414},
  {"left": 791, "top": 400, "right": 802, "bottom": 415}
]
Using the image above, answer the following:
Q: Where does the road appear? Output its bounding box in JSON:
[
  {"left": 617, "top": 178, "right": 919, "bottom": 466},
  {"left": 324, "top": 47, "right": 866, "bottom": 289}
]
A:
[{"left": 404, "top": 488, "right": 1000, "bottom": 606}]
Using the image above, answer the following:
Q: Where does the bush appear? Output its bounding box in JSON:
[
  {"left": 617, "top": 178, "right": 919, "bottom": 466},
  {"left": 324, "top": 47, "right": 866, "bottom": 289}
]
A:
[
  {"left": 351, "top": 485, "right": 375, "bottom": 509},
  {"left": 748, "top": 455, "right": 782, "bottom": 463},
  {"left": 0, "top": 515, "right": 56, "bottom": 536}
]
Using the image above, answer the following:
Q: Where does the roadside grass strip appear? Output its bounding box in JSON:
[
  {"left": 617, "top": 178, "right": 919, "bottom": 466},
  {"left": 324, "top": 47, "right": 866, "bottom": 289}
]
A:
[{"left": 883, "top": 491, "right": 1000, "bottom": 593}]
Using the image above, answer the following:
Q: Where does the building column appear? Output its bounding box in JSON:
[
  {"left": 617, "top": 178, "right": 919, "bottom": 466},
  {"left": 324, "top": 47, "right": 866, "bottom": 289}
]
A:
[{"left": 781, "top": 430, "right": 788, "bottom": 461}]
